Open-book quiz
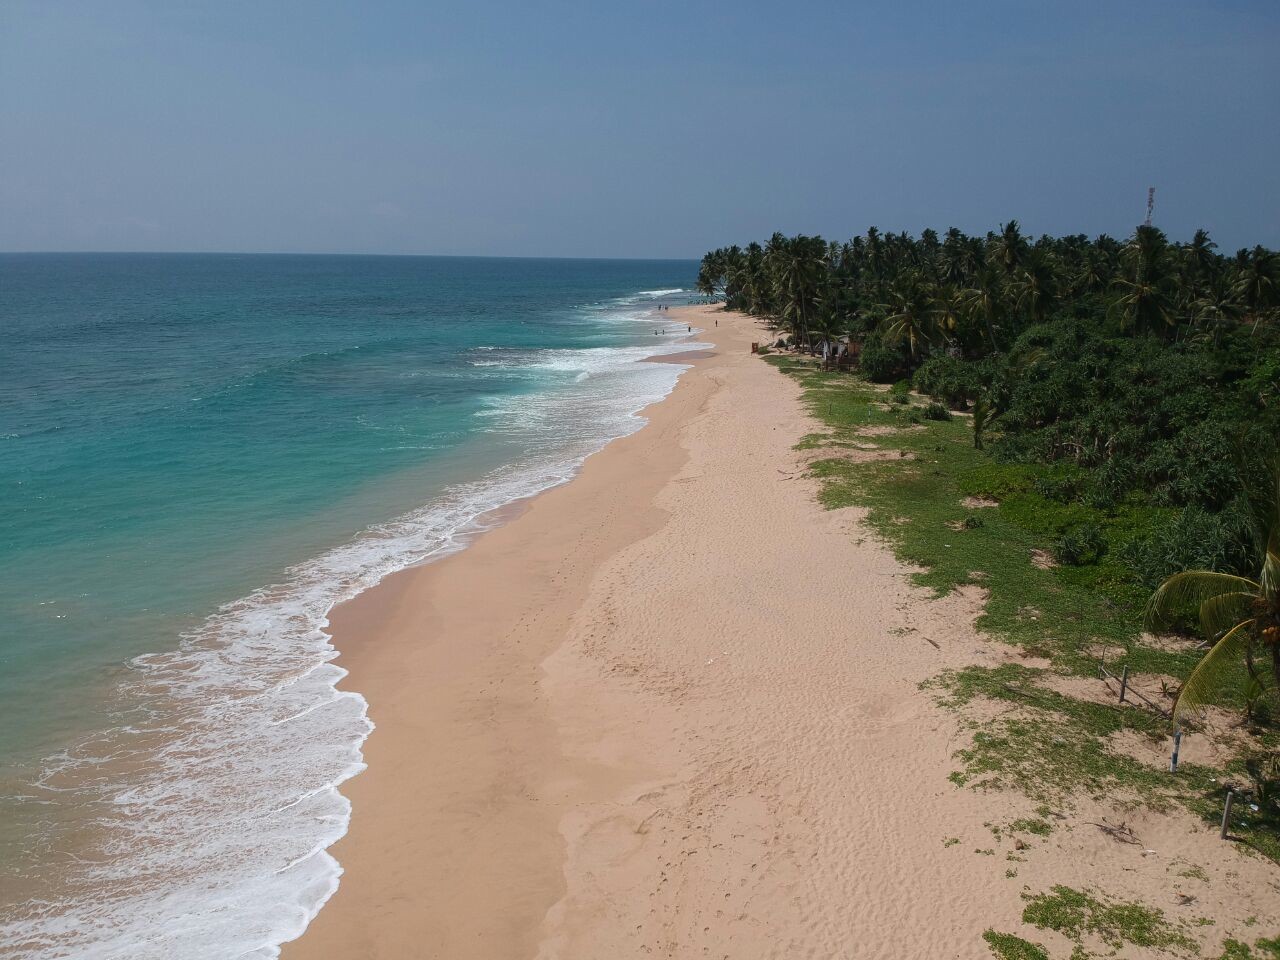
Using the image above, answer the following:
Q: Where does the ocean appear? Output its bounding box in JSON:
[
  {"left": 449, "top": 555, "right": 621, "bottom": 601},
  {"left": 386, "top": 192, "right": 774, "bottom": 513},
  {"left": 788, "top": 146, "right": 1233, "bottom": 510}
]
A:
[{"left": 0, "top": 253, "right": 700, "bottom": 958}]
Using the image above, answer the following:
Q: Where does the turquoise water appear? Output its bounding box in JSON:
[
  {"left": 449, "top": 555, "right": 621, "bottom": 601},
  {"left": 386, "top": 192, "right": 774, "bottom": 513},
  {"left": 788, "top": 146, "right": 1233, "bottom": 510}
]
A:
[{"left": 0, "top": 254, "right": 698, "bottom": 958}]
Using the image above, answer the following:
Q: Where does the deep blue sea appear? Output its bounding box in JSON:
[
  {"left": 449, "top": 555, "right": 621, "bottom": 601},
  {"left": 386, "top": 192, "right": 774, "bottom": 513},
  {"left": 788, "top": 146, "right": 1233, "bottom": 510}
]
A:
[{"left": 0, "top": 253, "right": 699, "bottom": 958}]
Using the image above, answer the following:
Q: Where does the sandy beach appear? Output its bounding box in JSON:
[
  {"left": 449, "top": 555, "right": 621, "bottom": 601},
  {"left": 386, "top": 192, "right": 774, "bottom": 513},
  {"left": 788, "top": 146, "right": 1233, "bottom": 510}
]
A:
[{"left": 285, "top": 304, "right": 1277, "bottom": 960}]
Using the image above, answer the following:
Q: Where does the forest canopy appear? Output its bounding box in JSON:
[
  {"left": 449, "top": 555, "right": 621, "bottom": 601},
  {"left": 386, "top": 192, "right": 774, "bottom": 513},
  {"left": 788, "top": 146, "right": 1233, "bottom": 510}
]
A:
[{"left": 697, "top": 224, "right": 1280, "bottom": 586}]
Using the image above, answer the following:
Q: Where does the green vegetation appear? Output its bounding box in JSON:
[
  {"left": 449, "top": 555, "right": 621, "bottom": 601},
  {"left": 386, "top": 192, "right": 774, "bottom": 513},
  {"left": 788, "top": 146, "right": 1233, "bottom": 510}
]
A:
[
  {"left": 759, "top": 355, "right": 1280, "bottom": 860},
  {"left": 702, "top": 225, "right": 1280, "bottom": 945},
  {"left": 1009, "top": 817, "right": 1053, "bottom": 837},
  {"left": 1208, "top": 934, "right": 1280, "bottom": 960},
  {"left": 983, "top": 929, "right": 1051, "bottom": 960},
  {"left": 699, "top": 225, "right": 1280, "bottom": 601},
  {"left": 1021, "top": 885, "right": 1196, "bottom": 954},
  {"left": 1145, "top": 473, "right": 1280, "bottom": 721}
]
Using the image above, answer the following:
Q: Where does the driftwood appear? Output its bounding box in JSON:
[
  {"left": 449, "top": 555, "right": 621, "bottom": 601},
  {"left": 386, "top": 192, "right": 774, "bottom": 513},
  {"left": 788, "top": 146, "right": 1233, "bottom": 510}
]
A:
[{"left": 1085, "top": 818, "right": 1141, "bottom": 845}]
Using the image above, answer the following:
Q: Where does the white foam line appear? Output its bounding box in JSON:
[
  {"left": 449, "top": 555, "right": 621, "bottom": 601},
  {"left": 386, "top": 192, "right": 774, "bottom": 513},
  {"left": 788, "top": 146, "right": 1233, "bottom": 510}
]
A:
[{"left": 3, "top": 299, "right": 706, "bottom": 960}]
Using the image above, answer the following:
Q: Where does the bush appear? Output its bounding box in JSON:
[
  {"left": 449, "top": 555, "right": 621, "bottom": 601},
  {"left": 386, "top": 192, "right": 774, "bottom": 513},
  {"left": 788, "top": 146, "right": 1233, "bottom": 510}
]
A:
[
  {"left": 1118, "top": 504, "right": 1254, "bottom": 589},
  {"left": 1082, "top": 460, "right": 1134, "bottom": 511},
  {"left": 859, "top": 334, "right": 906, "bottom": 382},
  {"left": 924, "top": 401, "right": 953, "bottom": 421},
  {"left": 913, "top": 355, "right": 982, "bottom": 408},
  {"left": 1052, "top": 522, "right": 1107, "bottom": 566},
  {"left": 1032, "top": 472, "right": 1084, "bottom": 503}
]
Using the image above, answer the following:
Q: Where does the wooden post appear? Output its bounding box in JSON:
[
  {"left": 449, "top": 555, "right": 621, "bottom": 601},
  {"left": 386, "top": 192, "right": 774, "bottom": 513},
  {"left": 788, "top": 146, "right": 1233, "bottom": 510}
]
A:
[
  {"left": 1169, "top": 729, "right": 1182, "bottom": 773},
  {"left": 1221, "top": 789, "right": 1235, "bottom": 840},
  {"left": 1119, "top": 665, "right": 1129, "bottom": 704}
]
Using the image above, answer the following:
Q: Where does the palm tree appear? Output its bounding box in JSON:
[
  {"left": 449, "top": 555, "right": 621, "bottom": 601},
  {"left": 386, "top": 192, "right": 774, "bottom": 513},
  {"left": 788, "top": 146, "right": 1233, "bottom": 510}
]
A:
[
  {"left": 1111, "top": 274, "right": 1175, "bottom": 335},
  {"left": 881, "top": 273, "right": 936, "bottom": 374},
  {"left": 1011, "top": 250, "right": 1060, "bottom": 327},
  {"left": 1074, "top": 251, "right": 1114, "bottom": 297},
  {"left": 992, "top": 220, "right": 1027, "bottom": 276},
  {"left": 1233, "top": 246, "right": 1280, "bottom": 333},
  {"left": 930, "top": 285, "right": 967, "bottom": 352},
  {"left": 1146, "top": 462, "right": 1280, "bottom": 722},
  {"left": 960, "top": 267, "right": 1005, "bottom": 353},
  {"left": 1189, "top": 273, "right": 1242, "bottom": 343},
  {"left": 1180, "top": 228, "right": 1219, "bottom": 299}
]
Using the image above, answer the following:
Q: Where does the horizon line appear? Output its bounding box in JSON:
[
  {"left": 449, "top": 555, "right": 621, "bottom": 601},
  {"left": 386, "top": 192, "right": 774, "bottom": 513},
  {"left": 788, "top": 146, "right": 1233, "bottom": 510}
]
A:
[{"left": 0, "top": 250, "right": 701, "bottom": 262}]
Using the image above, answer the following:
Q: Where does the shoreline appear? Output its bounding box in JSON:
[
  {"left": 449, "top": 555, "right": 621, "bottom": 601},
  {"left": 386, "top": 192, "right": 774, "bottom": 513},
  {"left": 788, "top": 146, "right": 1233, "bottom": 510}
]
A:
[
  {"left": 281, "top": 303, "right": 1277, "bottom": 959},
  {"left": 282, "top": 303, "right": 991, "bottom": 958},
  {"left": 283, "top": 305, "right": 728, "bottom": 958}
]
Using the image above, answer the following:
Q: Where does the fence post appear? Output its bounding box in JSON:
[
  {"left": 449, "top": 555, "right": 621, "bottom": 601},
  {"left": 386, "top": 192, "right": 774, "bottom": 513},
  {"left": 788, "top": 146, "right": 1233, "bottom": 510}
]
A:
[
  {"left": 1221, "top": 789, "right": 1235, "bottom": 840},
  {"left": 1119, "top": 665, "right": 1129, "bottom": 704},
  {"left": 1169, "top": 729, "right": 1182, "bottom": 773}
]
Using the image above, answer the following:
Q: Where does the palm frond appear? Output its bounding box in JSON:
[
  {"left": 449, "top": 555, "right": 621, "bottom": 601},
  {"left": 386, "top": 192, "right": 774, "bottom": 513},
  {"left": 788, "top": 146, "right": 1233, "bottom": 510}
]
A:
[
  {"left": 1173, "top": 619, "right": 1256, "bottom": 722},
  {"left": 1197, "top": 591, "right": 1258, "bottom": 639},
  {"left": 1144, "top": 571, "right": 1261, "bottom": 632},
  {"left": 1263, "top": 546, "right": 1280, "bottom": 600}
]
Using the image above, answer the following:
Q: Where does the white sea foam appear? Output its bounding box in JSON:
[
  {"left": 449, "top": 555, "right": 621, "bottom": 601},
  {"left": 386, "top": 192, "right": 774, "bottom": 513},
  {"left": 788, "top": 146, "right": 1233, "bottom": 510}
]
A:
[
  {"left": 606, "top": 286, "right": 687, "bottom": 306},
  {"left": 0, "top": 297, "right": 705, "bottom": 959}
]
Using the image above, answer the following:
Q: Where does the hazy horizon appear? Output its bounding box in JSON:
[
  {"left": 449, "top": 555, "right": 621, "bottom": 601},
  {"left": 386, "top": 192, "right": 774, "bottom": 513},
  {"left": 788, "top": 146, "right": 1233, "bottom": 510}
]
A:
[{"left": 3, "top": 0, "right": 1278, "bottom": 259}]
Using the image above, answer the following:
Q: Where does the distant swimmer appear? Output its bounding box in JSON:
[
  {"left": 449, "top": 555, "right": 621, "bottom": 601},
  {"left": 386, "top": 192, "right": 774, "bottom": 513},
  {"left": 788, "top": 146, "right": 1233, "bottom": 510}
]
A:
[{"left": 687, "top": 325, "right": 691, "bottom": 332}]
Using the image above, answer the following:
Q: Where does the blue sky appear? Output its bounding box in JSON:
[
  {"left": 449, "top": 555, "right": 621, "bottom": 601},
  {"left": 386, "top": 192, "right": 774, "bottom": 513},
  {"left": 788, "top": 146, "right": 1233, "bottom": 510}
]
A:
[{"left": 2, "top": 1, "right": 1277, "bottom": 257}]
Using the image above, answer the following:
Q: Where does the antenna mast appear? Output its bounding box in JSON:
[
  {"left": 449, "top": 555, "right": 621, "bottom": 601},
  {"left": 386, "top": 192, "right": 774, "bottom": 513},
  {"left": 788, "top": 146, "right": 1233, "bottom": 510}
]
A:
[{"left": 1145, "top": 187, "right": 1155, "bottom": 227}]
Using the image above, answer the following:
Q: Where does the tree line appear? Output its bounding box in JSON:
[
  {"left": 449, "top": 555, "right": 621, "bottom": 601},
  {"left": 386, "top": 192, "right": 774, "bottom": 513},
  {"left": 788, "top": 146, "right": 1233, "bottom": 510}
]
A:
[
  {"left": 696, "top": 223, "right": 1278, "bottom": 516},
  {"left": 697, "top": 223, "right": 1280, "bottom": 720}
]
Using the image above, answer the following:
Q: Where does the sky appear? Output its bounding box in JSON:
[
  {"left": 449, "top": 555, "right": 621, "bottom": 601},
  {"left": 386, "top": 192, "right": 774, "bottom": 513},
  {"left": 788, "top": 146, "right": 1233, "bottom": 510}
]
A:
[{"left": 1, "top": 1, "right": 1278, "bottom": 259}]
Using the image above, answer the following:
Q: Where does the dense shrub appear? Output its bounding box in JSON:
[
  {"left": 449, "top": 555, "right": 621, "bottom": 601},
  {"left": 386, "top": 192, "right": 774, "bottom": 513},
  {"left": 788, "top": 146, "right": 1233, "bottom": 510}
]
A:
[
  {"left": 1052, "top": 523, "right": 1107, "bottom": 566},
  {"left": 1032, "top": 473, "right": 1084, "bottom": 503},
  {"left": 1118, "top": 504, "right": 1255, "bottom": 589},
  {"left": 859, "top": 334, "right": 906, "bottom": 382},
  {"left": 913, "top": 355, "right": 983, "bottom": 408},
  {"left": 992, "top": 322, "right": 1280, "bottom": 513},
  {"left": 924, "top": 401, "right": 952, "bottom": 421},
  {"left": 704, "top": 225, "right": 1280, "bottom": 599}
]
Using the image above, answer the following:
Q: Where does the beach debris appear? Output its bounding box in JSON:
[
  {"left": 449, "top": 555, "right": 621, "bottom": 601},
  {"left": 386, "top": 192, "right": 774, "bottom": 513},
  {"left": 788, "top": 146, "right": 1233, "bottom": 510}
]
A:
[
  {"left": 1085, "top": 818, "right": 1141, "bottom": 845},
  {"left": 1176, "top": 893, "right": 1198, "bottom": 906}
]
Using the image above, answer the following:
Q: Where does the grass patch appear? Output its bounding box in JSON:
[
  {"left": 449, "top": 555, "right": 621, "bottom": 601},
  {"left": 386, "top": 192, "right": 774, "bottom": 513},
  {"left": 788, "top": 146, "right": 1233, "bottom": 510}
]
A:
[
  {"left": 983, "top": 929, "right": 1051, "bottom": 960},
  {"left": 1010, "top": 817, "right": 1054, "bottom": 837},
  {"left": 767, "top": 355, "right": 1280, "bottom": 859},
  {"left": 1021, "top": 885, "right": 1197, "bottom": 954}
]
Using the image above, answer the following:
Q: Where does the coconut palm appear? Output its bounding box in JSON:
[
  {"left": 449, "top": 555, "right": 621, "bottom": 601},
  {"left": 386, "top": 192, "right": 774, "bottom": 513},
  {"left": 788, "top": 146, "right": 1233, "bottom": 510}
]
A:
[
  {"left": 1181, "top": 228, "right": 1219, "bottom": 299},
  {"left": 992, "top": 220, "right": 1027, "bottom": 276},
  {"left": 1011, "top": 250, "right": 1060, "bottom": 327},
  {"left": 1234, "top": 245, "right": 1280, "bottom": 333},
  {"left": 1145, "top": 462, "right": 1280, "bottom": 722},
  {"left": 881, "top": 273, "right": 936, "bottom": 374},
  {"left": 960, "top": 267, "right": 1005, "bottom": 352},
  {"left": 1111, "top": 273, "right": 1176, "bottom": 335}
]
